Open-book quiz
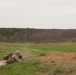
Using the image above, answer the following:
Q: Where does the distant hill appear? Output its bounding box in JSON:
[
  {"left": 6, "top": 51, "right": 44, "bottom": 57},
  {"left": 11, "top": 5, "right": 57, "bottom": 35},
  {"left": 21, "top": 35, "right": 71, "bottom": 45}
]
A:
[{"left": 0, "top": 28, "right": 76, "bottom": 43}]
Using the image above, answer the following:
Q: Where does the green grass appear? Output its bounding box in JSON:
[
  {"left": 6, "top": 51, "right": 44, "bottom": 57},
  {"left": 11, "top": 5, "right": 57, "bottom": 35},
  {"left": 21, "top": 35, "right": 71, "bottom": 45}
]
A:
[
  {"left": 0, "top": 42, "right": 76, "bottom": 75},
  {"left": 53, "top": 67, "right": 64, "bottom": 75},
  {"left": 27, "top": 42, "right": 76, "bottom": 54}
]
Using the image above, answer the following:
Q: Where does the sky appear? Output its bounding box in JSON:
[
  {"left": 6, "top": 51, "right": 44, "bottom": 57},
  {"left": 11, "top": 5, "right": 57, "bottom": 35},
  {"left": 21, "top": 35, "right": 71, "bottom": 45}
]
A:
[{"left": 0, "top": 0, "right": 76, "bottom": 29}]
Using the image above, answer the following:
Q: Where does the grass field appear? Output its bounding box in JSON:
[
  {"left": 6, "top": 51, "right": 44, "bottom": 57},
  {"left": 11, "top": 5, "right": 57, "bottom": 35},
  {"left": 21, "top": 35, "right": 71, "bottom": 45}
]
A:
[{"left": 0, "top": 42, "right": 76, "bottom": 75}]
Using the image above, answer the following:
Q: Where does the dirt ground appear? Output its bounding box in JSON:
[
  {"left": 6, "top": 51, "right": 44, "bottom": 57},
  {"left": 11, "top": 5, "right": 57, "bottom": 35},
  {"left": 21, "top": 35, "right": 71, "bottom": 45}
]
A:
[
  {"left": 38, "top": 53, "right": 76, "bottom": 63},
  {"left": 39, "top": 53, "right": 76, "bottom": 75},
  {"left": 26, "top": 53, "right": 76, "bottom": 75},
  {"left": 27, "top": 53, "right": 76, "bottom": 63}
]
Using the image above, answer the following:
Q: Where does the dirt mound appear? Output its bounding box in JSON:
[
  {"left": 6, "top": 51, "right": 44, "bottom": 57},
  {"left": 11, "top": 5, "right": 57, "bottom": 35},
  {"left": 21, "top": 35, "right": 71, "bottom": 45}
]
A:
[{"left": 38, "top": 53, "right": 76, "bottom": 64}]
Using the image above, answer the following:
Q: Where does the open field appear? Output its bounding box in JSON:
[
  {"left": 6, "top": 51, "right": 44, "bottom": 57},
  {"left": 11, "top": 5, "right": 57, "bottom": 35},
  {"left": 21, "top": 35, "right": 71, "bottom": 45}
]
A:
[{"left": 0, "top": 42, "right": 76, "bottom": 75}]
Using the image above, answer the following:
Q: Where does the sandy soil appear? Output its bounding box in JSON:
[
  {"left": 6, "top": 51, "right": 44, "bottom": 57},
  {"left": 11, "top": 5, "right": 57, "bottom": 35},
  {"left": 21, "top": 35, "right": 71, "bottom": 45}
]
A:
[{"left": 38, "top": 53, "right": 76, "bottom": 64}]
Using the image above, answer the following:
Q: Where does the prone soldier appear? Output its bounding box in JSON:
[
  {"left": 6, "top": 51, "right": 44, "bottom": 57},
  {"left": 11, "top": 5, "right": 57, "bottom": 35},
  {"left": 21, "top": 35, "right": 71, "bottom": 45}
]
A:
[{"left": 3, "top": 50, "right": 23, "bottom": 63}]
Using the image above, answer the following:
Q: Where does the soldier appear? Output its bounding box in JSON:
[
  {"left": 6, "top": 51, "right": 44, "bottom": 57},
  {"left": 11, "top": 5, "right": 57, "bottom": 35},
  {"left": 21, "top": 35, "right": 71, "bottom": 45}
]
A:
[{"left": 3, "top": 50, "right": 23, "bottom": 63}]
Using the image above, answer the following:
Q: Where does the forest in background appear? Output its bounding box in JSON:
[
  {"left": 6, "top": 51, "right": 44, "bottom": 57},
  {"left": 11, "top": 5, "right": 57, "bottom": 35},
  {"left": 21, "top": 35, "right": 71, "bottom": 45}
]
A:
[{"left": 0, "top": 28, "right": 76, "bottom": 43}]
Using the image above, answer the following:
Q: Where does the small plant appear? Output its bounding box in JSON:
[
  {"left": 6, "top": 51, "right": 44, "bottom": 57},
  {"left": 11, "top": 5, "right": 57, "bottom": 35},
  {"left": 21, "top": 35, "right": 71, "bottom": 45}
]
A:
[
  {"left": 39, "top": 53, "right": 46, "bottom": 56},
  {"left": 53, "top": 67, "right": 64, "bottom": 75},
  {"left": 30, "top": 59, "right": 41, "bottom": 66},
  {"left": 51, "top": 60, "right": 55, "bottom": 63}
]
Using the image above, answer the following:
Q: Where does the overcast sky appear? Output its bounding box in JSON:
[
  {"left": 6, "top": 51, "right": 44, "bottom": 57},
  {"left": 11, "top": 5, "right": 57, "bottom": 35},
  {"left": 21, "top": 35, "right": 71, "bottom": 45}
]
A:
[{"left": 0, "top": 0, "right": 76, "bottom": 29}]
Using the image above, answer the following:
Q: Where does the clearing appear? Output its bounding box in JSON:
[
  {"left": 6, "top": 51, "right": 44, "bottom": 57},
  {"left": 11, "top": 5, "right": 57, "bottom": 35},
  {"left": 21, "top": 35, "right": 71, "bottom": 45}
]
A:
[{"left": 0, "top": 42, "right": 76, "bottom": 75}]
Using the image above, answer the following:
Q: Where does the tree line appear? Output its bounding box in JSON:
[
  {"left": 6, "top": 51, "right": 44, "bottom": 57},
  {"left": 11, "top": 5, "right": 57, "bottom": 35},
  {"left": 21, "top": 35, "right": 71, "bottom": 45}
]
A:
[{"left": 0, "top": 28, "right": 76, "bottom": 43}]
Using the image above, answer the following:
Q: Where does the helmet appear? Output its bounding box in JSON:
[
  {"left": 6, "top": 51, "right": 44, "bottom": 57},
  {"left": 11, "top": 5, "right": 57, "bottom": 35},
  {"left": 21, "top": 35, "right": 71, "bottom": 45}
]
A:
[{"left": 14, "top": 50, "right": 21, "bottom": 56}]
